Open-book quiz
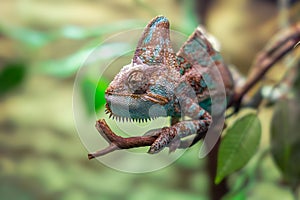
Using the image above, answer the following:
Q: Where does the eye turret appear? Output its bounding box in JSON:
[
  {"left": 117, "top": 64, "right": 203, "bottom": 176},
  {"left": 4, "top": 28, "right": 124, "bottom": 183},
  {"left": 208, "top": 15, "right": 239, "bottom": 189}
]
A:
[{"left": 127, "top": 70, "right": 148, "bottom": 94}]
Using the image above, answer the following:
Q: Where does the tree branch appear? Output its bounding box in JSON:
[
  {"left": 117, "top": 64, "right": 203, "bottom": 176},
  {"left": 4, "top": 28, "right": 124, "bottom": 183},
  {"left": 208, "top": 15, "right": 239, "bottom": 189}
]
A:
[
  {"left": 229, "top": 22, "right": 300, "bottom": 111},
  {"left": 88, "top": 119, "right": 158, "bottom": 159},
  {"left": 88, "top": 119, "right": 200, "bottom": 159}
]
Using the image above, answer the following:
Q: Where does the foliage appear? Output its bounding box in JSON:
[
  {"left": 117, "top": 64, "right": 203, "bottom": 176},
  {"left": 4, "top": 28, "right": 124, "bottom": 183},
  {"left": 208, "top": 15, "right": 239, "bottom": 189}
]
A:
[
  {"left": 215, "top": 113, "right": 261, "bottom": 184},
  {"left": 81, "top": 77, "right": 109, "bottom": 114},
  {"left": 270, "top": 63, "right": 300, "bottom": 191},
  {"left": 271, "top": 98, "right": 300, "bottom": 187},
  {"left": 0, "top": 61, "right": 27, "bottom": 96}
]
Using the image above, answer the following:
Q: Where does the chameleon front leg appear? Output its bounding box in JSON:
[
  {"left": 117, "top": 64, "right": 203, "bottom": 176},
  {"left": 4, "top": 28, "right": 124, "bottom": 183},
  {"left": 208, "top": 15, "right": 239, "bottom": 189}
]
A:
[{"left": 148, "top": 98, "right": 212, "bottom": 154}]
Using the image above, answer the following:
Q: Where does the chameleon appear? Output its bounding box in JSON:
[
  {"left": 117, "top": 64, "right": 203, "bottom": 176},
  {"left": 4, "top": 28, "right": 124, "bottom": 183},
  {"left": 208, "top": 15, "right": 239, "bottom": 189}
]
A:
[{"left": 104, "top": 16, "right": 234, "bottom": 154}]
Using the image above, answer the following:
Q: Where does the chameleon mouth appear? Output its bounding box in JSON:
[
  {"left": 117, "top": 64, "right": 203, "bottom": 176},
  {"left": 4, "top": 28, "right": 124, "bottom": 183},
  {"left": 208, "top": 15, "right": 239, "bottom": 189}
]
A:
[
  {"left": 105, "top": 103, "right": 157, "bottom": 123},
  {"left": 104, "top": 92, "right": 169, "bottom": 123}
]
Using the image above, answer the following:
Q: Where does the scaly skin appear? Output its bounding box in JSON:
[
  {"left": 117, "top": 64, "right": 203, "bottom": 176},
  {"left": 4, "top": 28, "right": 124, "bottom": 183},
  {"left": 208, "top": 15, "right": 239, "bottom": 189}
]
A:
[{"left": 105, "top": 16, "right": 234, "bottom": 154}]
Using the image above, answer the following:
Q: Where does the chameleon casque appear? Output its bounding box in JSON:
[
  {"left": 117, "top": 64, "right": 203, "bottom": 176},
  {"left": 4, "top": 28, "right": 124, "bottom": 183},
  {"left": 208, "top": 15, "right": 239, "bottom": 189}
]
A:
[{"left": 104, "top": 16, "right": 234, "bottom": 154}]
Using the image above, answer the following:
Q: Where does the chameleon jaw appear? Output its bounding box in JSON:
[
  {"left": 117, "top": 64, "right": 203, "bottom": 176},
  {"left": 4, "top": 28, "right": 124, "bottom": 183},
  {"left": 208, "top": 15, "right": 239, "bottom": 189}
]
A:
[
  {"left": 104, "top": 93, "right": 166, "bottom": 123},
  {"left": 105, "top": 103, "right": 157, "bottom": 123}
]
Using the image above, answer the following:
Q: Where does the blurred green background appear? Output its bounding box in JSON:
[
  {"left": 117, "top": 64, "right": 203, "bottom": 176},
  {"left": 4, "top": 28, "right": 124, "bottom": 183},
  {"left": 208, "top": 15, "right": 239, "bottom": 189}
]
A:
[{"left": 0, "top": 0, "right": 299, "bottom": 199}]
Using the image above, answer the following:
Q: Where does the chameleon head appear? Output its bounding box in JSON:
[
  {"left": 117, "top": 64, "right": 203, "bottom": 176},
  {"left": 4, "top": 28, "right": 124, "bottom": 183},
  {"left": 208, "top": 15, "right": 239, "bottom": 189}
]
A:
[
  {"left": 104, "top": 16, "right": 183, "bottom": 121},
  {"left": 105, "top": 61, "right": 180, "bottom": 122}
]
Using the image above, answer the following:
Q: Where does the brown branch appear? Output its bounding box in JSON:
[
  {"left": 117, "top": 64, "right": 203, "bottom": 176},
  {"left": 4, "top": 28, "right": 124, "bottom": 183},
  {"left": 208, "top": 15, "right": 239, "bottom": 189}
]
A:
[
  {"left": 229, "top": 22, "right": 300, "bottom": 111},
  {"left": 88, "top": 119, "right": 158, "bottom": 159},
  {"left": 88, "top": 119, "right": 199, "bottom": 159},
  {"left": 207, "top": 138, "right": 228, "bottom": 200}
]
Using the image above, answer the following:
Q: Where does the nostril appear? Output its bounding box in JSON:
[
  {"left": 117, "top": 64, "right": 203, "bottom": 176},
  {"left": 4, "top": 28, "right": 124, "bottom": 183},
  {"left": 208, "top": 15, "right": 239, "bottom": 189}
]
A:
[
  {"left": 105, "top": 86, "right": 116, "bottom": 95},
  {"left": 105, "top": 89, "right": 112, "bottom": 95}
]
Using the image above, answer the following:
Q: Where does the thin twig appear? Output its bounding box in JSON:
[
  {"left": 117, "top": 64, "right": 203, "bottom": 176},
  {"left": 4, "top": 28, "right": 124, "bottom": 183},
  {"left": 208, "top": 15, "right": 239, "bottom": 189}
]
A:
[
  {"left": 88, "top": 144, "right": 119, "bottom": 159},
  {"left": 229, "top": 22, "right": 300, "bottom": 111}
]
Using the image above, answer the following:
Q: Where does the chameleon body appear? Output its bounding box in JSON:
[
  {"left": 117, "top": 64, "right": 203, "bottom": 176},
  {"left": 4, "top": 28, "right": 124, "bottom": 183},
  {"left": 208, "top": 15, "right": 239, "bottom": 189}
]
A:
[{"left": 105, "top": 16, "right": 234, "bottom": 154}]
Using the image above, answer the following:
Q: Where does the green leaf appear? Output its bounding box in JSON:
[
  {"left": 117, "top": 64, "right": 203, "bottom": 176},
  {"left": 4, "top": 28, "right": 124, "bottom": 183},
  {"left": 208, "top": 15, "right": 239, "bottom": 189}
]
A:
[
  {"left": 81, "top": 77, "right": 109, "bottom": 114},
  {"left": 0, "top": 61, "right": 27, "bottom": 96},
  {"left": 222, "top": 189, "right": 247, "bottom": 200},
  {"left": 271, "top": 98, "right": 300, "bottom": 186},
  {"left": 38, "top": 48, "right": 93, "bottom": 78},
  {"left": 38, "top": 42, "right": 132, "bottom": 77},
  {"left": 293, "top": 62, "right": 300, "bottom": 93},
  {"left": 215, "top": 113, "right": 261, "bottom": 184},
  {"left": 59, "top": 20, "right": 144, "bottom": 40},
  {"left": 181, "top": 0, "right": 199, "bottom": 34},
  {"left": 0, "top": 25, "right": 54, "bottom": 49},
  {"left": 0, "top": 20, "right": 144, "bottom": 49}
]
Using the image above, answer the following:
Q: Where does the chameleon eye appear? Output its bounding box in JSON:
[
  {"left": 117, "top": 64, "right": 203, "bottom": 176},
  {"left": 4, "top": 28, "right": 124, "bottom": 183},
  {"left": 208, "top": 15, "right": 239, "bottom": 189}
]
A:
[{"left": 127, "top": 70, "right": 148, "bottom": 94}]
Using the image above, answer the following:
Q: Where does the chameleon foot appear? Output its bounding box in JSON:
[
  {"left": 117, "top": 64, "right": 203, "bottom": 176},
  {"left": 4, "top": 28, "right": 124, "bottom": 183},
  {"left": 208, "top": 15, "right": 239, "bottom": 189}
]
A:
[{"left": 148, "top": 127, "right": 177, "bottom": 154}]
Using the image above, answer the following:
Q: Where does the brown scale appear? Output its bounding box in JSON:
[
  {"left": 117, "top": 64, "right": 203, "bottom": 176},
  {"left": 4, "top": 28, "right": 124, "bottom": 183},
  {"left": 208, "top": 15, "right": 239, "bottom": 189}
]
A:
[{"left": 185, "top": 74, "right": 206, "bottom": 94}]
